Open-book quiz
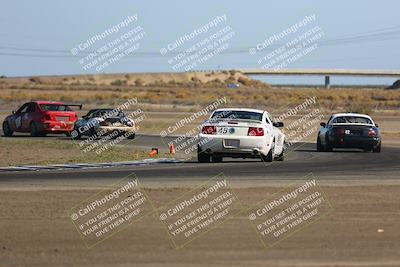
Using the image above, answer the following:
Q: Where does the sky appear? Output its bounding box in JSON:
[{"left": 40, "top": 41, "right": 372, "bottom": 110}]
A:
[{"left": 1, "top": 0, "right": 400, "bottom": 84}]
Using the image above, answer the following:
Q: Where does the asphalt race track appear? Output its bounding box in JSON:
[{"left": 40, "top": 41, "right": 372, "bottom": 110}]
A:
[{"left": 1, "top": 134, "right": 399, "bottom": 186}]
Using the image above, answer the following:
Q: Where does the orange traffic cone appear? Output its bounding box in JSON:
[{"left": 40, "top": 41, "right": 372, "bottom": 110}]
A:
[
  {"left": 149, "top": 148, "right": 158, "bottom": 157},
  {"left": 169, "top": 143, "right": 175, "bottom": 155}
]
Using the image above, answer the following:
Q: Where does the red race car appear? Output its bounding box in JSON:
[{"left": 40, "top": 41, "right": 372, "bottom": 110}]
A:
[{"left": 2, "top": 101, "right": 82, "bottom": 137}]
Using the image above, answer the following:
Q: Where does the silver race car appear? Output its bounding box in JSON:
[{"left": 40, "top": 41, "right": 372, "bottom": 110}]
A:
[{"left": 72, "top": 108, "right": 136, "bottom": 140}]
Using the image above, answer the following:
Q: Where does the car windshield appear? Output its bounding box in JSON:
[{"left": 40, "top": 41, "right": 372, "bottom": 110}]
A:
[
  {"left": 97, "top": 109, "right": 124, "bottom": 117},
  {"left": 85, "top": 109, "right": 98, "bottom": 117},
  {"left": 87, "top": 109, "right": 125, "bottom": 118},
  {"left": 333, "top": 116, "right": 373, "bottom": 124},
  {"left": 40, "top": 104, "right": 71, "bottom": 111},
  {"left": 211, "top": 110, "right": 263, "bottom": 121}
]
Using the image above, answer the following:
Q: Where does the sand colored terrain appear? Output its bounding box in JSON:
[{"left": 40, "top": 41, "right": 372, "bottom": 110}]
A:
[
  {"left": 0, "top": 183, "right": 399, "bottom": 267},
  {"left": 0, "top": 71, "right": 399, "bottom": 115}
]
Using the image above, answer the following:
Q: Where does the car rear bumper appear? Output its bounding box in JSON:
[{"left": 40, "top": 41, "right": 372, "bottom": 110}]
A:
[
  {"left": 40, "top": 121, "right": 75, "bottom": 133},
  {"left": 198, "top": 134, "right": 271, "bottom": 156},
  {"left": 330, "top": 136, "right": 380, "bottom": 149}
]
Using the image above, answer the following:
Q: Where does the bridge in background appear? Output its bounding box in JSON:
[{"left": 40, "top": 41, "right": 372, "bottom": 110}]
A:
[{"left": 239, "top": 69, "right": 400, "bottom": 88}]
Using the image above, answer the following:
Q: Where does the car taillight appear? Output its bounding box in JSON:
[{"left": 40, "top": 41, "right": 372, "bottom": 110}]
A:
[
  {"left": 248, "top": 127, "right": 264, "bottom": 136},
  {"left": 336, "top": 128, "right": 345, "bottom": 135},
  {"left": 202, "top": 126, "right": 216, "bottom": 135},
  {"left": 368, "top": 129, "right": 376, "bottom": 137}
]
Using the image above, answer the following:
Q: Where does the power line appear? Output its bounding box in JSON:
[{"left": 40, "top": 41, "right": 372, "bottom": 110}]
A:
[{"left": 0, "top": 25, "right": 400, "bottom": 58}]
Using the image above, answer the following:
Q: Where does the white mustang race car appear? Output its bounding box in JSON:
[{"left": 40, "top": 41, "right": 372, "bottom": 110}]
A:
[{"left": 198, "top": 108, "right": 285, "bottom": 163}]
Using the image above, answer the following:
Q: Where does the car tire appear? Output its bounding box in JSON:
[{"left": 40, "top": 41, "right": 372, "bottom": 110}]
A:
[
  {"left": 197, "top": 146, "right": 211, "bottom": 163},
  {"left": 373, "top": 142, "right": 381, "bottom": 153},
  {"left": 30, "top": 122, "right": 40, "bottom": 137},
  {"left": 2, "top": 121, "right": 13, "bottom": 137},
  {"left": 71, "top": 128, "right": 81, "bottom": 140},
  {"left": 324, "top": 136, "right": 333, "bottom": 152},
  {"left": 261, "top": 141, "right": 274, "bottom": 162},
  {"left": 89, "top": 127, "right": 97, "bottom": 139},
  {"left": 211, "top": 155, "right": 223, "bottom": 163},
  {"left": 276, "top": 147, "right": 284, "bottom": 161},
  {"left": 316, "top": 137, "right": 323, "bottom": 152},
  {"left": 127, "top": 132, "right": 135, "bottom": 139}
]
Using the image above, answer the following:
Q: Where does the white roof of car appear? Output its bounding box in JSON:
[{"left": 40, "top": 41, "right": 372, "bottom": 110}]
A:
[
  {"left": 332, "top": 113, "right": 372, "bottom": 119},
  {"left": 331, "top": 113, "right": 374, "bottom": 124},
  {"left": 213, "top": 108, "right": 265, "bottom": 113}
]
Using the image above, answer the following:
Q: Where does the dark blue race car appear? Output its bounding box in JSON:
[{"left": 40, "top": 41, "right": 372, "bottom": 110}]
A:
[{"left": 317, "top": 113, "right": 381, "bottom": 153}]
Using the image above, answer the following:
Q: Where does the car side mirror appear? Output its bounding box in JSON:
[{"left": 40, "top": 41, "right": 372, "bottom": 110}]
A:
[
  {"left": 320, "top": 122, "right": 326, "bottom": 127},
  {"left": 273, "top": 122, "right": 284, "bottom": 128},
  {"left": 375, "top": 124, "right": 379, "bottom": 128},
  {"left": 12, "top": 110, "right": 15, "bottom": 114},
  {"left": 82, "top": 115, "right": 87, "bottom": 119}
]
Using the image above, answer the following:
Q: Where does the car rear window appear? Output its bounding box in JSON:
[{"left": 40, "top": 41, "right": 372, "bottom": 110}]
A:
[
  {"left": 211, "top": 110, "right": 263, "bottom": 121},
  {"left": 40, "top": 104, "right": 72, "bottom": 111},
  {"left": 333, "top": 116, "right": 373, "bottom": 124}
]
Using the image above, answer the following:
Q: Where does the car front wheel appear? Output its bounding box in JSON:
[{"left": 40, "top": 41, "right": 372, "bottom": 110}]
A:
[{"left": 2, "top": 121, "right": 13, "bottom": 137}]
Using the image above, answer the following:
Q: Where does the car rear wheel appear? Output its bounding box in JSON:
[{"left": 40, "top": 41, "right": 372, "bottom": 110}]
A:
[
  {"left": 197, "top": 146, "right": 211, "bottom": 163},
  {"left": 211, "top": 155, "right": 223, "bottom": 163},
  {"left": 261, "top": 141, "right": 274, "bottom": 162},
  {"left": 30, "top": 122, "right": 41, "bottom": 137},
  {"left": 373, "top": 143, "right": 381, "bottom": 153},
  {"left": 275, "top": 147, "right": 284, "bottom": 161},
  {"left": 316, "top": 137, "right": 323, "bottom": 152},
  {"left": 324, "top": 136, "right": 333, "bottom": 152},
  {"left": 2, "top": 121, "right": 13, "bottom": 137},
  {"left": 71, "top": 128, "right": 81, "bottom": 140},
  {"left": 126, "top": 132, "right": 135, "bottom": 139}
]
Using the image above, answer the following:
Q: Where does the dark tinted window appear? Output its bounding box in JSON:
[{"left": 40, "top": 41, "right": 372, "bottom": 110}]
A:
[
  {"left": 333, "top": 116, "right": 373, "bottom": 124},
  {"left": 26, "top": 103, "right": 36, "bottom": 112},
  {"left": 17, "top": 103, "right": 29, "bottom": 113},
  {"left": 211, "top": 110, "right": 263, "bottom": 121},
  {"left": 85, "top": 109, "right": 98, "bottom": 118}
]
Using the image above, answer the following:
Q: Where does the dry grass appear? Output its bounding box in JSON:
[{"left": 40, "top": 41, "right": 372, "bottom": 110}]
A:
[
  {"left": 0, "top": 72, "right": 399, "bottom": 115},
  {"left": 0, "top": 138, "right": 150, "bottom": 166}
]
